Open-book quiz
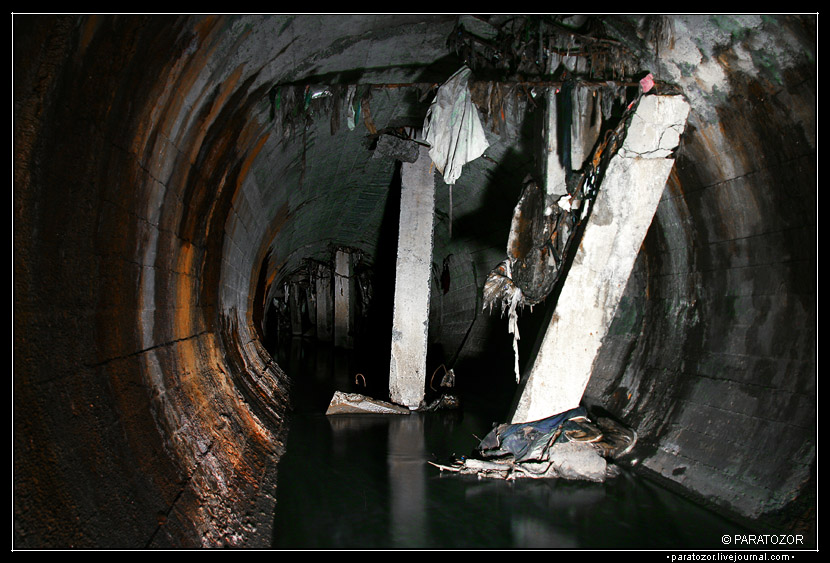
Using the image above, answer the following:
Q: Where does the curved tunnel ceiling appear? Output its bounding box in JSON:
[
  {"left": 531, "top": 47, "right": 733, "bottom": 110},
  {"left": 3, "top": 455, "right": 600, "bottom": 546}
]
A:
[{"left": 14, "top": 15, "right": 816, "bottom": 548}]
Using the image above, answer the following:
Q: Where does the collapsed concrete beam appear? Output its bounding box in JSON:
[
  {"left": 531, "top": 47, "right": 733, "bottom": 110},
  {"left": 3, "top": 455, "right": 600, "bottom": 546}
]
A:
[
  {"left": 389, "top": 145, "right": 435, "bottom": 408},
  {"left": 510, "top": 95, "right": 690, "bottom": 424}
]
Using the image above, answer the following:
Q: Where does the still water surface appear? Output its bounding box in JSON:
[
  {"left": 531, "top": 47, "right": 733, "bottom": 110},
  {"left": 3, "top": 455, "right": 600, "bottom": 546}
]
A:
[{"left": 271, "top": 341, "right": 752, "bottom": 550}]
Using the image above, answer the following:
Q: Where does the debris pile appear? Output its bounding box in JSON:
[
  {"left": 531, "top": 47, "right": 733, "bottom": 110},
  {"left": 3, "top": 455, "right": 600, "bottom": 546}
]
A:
[
  {"left": 447, "top": 15, "right": 638, "bottom": 83},
  {"left": 429, "top": 407, "right": 636, "bottom": 482}
]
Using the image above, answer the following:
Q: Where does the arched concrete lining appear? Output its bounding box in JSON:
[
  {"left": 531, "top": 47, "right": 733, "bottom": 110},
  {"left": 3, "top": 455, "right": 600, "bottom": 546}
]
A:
[
  {"left": 15, "top": 16, "right": 294, "bottom": 548},
  {"left": 14, "top": 15, "right": 815, "bottom": 547}
]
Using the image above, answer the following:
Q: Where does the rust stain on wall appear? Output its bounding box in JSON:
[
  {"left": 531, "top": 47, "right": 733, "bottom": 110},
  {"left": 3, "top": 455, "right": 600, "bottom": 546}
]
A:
[{"left": 174, "top": 241, "right": 197, "bottom": 339}]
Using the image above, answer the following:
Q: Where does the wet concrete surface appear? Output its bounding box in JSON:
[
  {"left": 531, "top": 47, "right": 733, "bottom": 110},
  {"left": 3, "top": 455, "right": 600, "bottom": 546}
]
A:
[{"left": 270, "top": 339, "right": 776, "bottom": 550}]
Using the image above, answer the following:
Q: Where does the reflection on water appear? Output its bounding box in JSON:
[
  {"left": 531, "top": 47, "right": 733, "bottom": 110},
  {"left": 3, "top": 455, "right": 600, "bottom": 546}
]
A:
[{"left": 271, "top": 340, "right": 753, "bottom": 550}]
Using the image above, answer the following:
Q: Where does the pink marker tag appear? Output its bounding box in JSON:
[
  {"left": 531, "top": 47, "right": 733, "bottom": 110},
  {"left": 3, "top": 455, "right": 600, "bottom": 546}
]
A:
[{"left": 640, "top": 73, "right": 654, "bottom": 93}]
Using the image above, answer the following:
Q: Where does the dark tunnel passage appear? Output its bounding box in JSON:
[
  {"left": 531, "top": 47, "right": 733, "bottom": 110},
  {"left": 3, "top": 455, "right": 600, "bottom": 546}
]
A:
[{"left": 14, "top": 15, "right": 816, "bottom": 549}]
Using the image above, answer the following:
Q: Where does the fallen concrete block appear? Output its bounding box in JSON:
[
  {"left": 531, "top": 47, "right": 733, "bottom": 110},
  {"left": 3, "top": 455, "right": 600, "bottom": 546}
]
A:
[{"left": 325, "top": 390, "right": 411, "bottom": 415}]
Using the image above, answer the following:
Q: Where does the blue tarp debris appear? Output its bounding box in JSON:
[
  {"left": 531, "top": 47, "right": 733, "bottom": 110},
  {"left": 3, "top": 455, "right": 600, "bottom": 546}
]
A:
[{"left": 477, "top": 406, "right": 594, "bottom": 462}]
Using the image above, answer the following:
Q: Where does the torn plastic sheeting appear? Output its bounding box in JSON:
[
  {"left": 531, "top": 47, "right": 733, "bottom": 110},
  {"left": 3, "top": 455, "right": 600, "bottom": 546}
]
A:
[
  {"left": 506, "top": 269, "right": 522, "bottom": 383},
  {"left": 482, "top": 259, "right": 523, "bottom": 382},
  {"left": 423, "top": 66, "right": 490, "bottom": 185},
  {"left": 477, "top": 406, "right": 588, "bottom": 463}
]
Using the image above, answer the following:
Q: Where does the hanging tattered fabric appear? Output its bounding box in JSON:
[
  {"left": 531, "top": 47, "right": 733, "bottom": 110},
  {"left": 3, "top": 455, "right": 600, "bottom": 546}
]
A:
[
  {"left": 423, "top": 66, "right": 489, "bottom": 183},
  {"left": 482, "top": 259, "right": 523, "bottom": 382},
  {"left": 423, "top": 66, "right": 490, "bottom": 236},
  {"left": 346, "top": 85, "right": 358, "bottom": 131}
]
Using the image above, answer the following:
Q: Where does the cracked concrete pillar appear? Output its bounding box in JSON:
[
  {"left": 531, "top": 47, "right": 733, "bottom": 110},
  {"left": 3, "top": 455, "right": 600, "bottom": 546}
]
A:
[
  {"left": 334, "top": 248, "right": 354, "bottom": 349},
  {"left": 389, "top": 145, "right": 435, "bottom": 408},
  {"left": 511, "top": 95, "right": 691, "bottom": 424}
]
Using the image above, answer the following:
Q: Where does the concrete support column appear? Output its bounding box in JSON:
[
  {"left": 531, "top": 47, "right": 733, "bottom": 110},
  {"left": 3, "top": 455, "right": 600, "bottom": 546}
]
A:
[
  {"left": 544, "top": 74, "right": 568, "bottom": 199},
  {"left": 545, "top": 84, "right": 602, "bottom": 197},
  {"left": 315, "top": 263, "right": 333, "bottom": 342},
  {"left": 571, "top": 85, "right": 602, "bottom": 171},
  {"left": 389, "top": 145, "right": 435, "bottom": 408},
  {"left": 288, "top": 280, "right": 304, "bottom": 336},
  {"left": 305, "top": 282, "right": 317, "bottom": 338},
  {"left": 333, "top": 249, "right": 354, "bottom": 349},
  {"left": 511, "top": 95, "right": 690, "bottom": 423}
]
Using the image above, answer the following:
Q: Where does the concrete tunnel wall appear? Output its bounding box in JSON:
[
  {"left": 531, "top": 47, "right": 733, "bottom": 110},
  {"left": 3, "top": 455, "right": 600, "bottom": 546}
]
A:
[{"left": 14, "top": 15, "right": 815, "bottom": 548}]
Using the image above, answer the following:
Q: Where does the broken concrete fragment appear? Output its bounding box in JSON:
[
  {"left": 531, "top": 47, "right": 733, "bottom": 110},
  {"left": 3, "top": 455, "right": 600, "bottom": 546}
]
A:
[
  {"left": 325, "top": 391, "right": 411, "bottom": 415},
  {"left": 618, "top": 95, "right": 690, "bottom": 159},
  {"left": 373, "top": 134, "right": 421, "bottom": 162},
  {"left": 548, "top": 441, "right": 607, "bottom": 483}
]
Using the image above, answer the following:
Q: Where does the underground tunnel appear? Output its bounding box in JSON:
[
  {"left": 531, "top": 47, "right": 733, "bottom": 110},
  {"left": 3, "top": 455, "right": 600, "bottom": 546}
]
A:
[{"left": 13, "top": 15, "right": 816, "bottom": 549}]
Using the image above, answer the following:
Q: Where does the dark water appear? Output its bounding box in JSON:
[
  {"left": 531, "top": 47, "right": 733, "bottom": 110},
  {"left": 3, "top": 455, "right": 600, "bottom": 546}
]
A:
[{"left": 271, "top": 340, "right": 757, "bottom": 550}]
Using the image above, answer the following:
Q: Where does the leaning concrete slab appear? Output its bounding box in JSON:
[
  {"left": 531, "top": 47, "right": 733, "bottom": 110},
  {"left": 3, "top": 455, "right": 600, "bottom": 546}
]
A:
[
  {"left": 510, "top": 95, "right": 690, "bottom": 424},
  {"left": 389, "top": 145, "right": 435, "bottom": 408}
]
